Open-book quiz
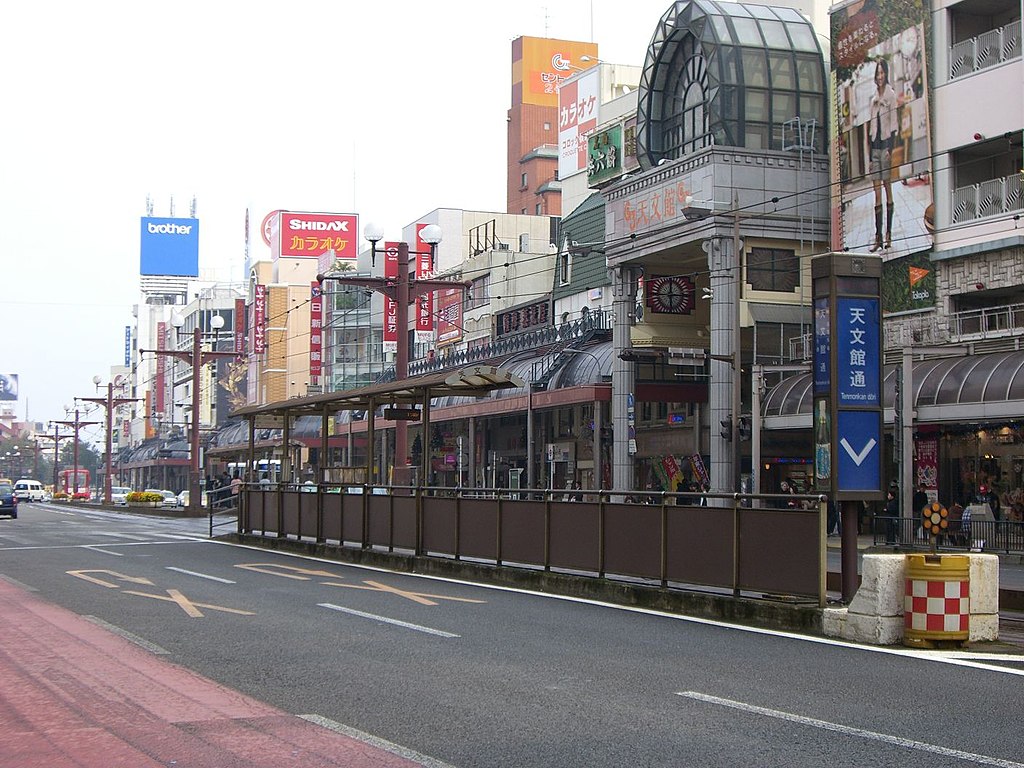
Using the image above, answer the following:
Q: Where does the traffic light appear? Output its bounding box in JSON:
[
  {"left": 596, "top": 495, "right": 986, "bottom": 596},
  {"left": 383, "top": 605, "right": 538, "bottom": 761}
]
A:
[
  {"left": 720, "top": 416, "right": 732, "bottom": 440},
  {"left": 737, "top": 416, "right": 752, "bottom": 441}
]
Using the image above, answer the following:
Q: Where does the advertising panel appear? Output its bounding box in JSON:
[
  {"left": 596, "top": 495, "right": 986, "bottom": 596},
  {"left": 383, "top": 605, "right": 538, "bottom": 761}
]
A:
[
  {"left": 415, "top": 225, "right": 435, "bottom": 342},
  {"left": 587, "top": 124, "right": 623, "bottom": 187},
  {"left": 517, "top": 37, "right": 598, "bottom": 108},
  {"left": 124, "top": 327, "right": 131, "bottom": 367},
  {"left": 276, "top": 211, "right": 358, "bottom": 260},
  {"left": 881, "top": 250, "right": 936, "bottom": 313},
  {"left": 383, "top": 242, "right": 399, "bottom": 354},
  {"left": 155, "top": 323, "right": 166, "bottom": 414},
  {"left": 140, "top": 217, "right": 199, "bottom": 277},
  {"left": 623, "top": 116, "right": 640, "bottom": 173},
  {"left": 309, "top": 282, "right": 322, "bottom": 379},
  {"left": 557, "top": 67, "right": 600, "bottom": 180},
  {"left": 831, "top": 1, "right": 933, "bottom": 259},
  {"left": 0, "top": 374, "right": 18, "bottom": 401},
  {"left": 813, "top": 297, "right": 831, "bottom": 394},
  {"left": 435, "top": 286, "right": 464, "bottom": 346},
  {"left": 234, "top": 298, "right": 246, "bottom": 355}
]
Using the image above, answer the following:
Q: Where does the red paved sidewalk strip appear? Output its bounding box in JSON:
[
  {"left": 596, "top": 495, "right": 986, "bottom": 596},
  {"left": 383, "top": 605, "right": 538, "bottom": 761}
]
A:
[{"left": 0, "top": 579, "right": 432, "bottom": 767}]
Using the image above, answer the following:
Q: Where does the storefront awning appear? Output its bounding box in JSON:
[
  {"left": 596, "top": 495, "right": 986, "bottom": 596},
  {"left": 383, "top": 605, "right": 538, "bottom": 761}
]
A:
[{"left": 763, "top": 350, "right": 1024, "bottom": 429}]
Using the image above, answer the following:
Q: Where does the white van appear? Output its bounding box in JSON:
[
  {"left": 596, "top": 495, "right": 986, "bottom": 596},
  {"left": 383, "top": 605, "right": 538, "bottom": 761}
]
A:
[{"left": 14, "top": 479, "right": 44, "bottom": 502}]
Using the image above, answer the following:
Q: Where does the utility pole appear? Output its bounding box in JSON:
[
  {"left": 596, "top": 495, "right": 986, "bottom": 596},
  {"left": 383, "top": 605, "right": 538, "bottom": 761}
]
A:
[
  {"left": 78, "top": 381, "right": 142, "bottom": 504},
  {"left": 39, "top": 425, "right": 74, "bottom": 493},
  {"left": 53, "top": 408, "right": 99, "bottom": 495},
  {"left": 141, "top": 319, "right": 235, "bottom": 515}
]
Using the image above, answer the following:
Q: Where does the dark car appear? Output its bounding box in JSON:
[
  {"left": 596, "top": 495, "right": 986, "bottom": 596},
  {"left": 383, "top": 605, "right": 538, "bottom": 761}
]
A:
[{"left": 0, "top": 482, "right": 18, "bottom": 519}]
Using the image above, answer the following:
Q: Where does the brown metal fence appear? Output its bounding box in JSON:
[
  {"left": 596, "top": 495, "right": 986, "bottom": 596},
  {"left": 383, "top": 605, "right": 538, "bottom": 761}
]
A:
[{"left": 239, "top": 485, "right": 826, "bottom": 605}]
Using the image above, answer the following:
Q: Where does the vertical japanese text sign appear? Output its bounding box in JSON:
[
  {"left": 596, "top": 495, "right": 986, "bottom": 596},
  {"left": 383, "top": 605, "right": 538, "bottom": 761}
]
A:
[
  {"left": 252, "top": 284, "right": 266, "bottom": 354},
  {"left": 383, "top": 242, "right": 399, "bottom": 354},
  {"left": 414, "top": 225, "right": 434, "bottom": 342},
  {"left": 309, "top": 281, "right": 322, "bottom": 379},
  {"left": 811, "top": 253, "right": 884, "bottom": 500}
]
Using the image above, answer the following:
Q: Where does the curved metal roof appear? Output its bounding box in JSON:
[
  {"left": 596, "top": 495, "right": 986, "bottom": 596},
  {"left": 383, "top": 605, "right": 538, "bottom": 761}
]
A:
[
  {"left": 433, "top": 342, "right": 615, "bottom": 408},
  {"left": 763, "top": 351, "right": 1024, "bottom": 426},
  {"left": 635, "top": 0, "right": 826, "bottom": 167}
]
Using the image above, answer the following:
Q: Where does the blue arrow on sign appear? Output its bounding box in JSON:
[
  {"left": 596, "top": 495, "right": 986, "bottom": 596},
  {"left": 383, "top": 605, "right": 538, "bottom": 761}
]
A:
[{"left": 837, "top": 410, "right": 881, "bottom": 492}]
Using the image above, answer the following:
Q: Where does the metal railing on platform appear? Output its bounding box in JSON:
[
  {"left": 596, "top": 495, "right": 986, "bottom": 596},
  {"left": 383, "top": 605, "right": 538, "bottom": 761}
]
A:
[
  {"left": 871, "top": 516, "right": 1024, "bottom": 554},
  {"left": 235, "top": 483, "right": 829, "bottom": 606}
]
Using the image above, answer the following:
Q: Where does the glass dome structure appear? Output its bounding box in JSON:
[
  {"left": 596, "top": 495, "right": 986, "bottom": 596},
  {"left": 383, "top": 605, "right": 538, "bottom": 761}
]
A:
[{"left": 635, "top": 0, "right": 827, "bottom": 169}]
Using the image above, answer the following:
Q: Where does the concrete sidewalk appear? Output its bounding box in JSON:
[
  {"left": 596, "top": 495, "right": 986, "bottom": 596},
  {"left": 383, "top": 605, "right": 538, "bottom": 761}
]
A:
[{"left": 0, "top": 578, "right": 441, "bottom": 768}]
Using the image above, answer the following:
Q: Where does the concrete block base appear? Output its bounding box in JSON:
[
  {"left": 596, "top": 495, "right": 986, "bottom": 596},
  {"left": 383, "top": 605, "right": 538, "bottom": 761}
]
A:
[{"left": 823, "top": 553, "right": 1000, "bottom": 646}]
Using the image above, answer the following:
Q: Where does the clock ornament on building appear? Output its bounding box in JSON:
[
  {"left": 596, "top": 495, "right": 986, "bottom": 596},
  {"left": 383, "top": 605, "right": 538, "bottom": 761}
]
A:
[{"left": 646, "top": 275, "right": 695, "bottom": 314}]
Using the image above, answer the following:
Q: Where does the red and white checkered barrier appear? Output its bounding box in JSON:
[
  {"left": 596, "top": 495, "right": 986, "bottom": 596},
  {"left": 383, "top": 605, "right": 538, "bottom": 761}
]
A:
[{"left": 904, "top": 578, "right": 970, "bottom": 634}]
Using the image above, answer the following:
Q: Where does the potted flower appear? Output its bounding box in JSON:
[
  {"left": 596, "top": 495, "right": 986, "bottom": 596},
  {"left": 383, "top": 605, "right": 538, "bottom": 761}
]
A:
[
  {"left": 53, "top": 492, "right": 70, "bottom": 502},
  {"left": 126, "top": 491, "right": 163, "bottom": 508}
]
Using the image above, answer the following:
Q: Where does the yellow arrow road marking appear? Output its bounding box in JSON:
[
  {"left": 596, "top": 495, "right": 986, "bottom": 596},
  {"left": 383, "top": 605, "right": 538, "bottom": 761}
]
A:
[
  {"left": 121, "top": 589, "right": 255, "bottom": 617},
  {"left": 323, "top": 579, "right": 486, "bottom": 606},
  {"left": 67, "top": 570, "right": 155, "bottom": 589},
  {"left": 234, "top": 563, "right": 344, "bottom": 580}
]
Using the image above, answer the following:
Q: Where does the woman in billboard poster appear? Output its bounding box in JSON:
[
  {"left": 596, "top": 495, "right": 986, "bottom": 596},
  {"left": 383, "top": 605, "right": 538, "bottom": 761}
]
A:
[{"left": 867, "top": 57, "right": 898, "bottom": 252}]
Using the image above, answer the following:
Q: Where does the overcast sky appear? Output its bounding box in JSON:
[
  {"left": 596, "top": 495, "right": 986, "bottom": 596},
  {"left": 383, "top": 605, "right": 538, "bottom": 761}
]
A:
[{"left": 0, "top": 0, "right": 672, "bottom": 439}]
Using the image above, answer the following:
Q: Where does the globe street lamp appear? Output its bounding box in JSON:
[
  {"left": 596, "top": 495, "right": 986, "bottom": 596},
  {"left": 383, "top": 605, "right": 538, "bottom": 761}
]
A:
[{"left": 317, "top": 223, "right": 469, "bottom": 484}]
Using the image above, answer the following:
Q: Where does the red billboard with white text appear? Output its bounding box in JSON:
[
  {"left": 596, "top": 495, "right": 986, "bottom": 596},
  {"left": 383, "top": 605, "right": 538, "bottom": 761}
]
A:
[
  {"left": 274, "top": 211, "right": 358, "bottom": 260},
  {"left": 383, "top": 242, "right": 399, "bottom": 354},
  {"left": 415, "top": 224, "right": 435, "bottom": 342}
]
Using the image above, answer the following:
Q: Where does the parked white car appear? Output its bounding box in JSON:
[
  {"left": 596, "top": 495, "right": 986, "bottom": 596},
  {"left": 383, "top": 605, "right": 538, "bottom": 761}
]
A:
[
  {"left": 175, "top": 490, "right": 208, "bottom": 508},
  {"left": 144, "top": 489, "right": 178, "bottom": 506},
  {"left": 110, "top": 487, "right": 132, "bottom": 505}
]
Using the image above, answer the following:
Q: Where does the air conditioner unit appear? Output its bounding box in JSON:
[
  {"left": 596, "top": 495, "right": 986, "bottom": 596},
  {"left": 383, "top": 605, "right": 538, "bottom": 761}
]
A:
[{"left": 497, "top": 243, "right": 511, "bottom": 251}]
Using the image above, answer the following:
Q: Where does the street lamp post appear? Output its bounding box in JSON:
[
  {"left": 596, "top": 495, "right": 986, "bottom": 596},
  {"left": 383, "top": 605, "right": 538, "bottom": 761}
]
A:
[
  {"left": 78, "top": 377, "right": 142, "bottom": 505},
  {"left": 317, "top": 223, "right": 469, "bottom": 485},
  {"left": 141, "top": 313, "right": 234, "bottom": 515}
]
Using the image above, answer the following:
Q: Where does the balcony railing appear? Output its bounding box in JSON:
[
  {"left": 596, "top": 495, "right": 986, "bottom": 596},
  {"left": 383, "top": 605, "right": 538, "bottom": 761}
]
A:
[
  {"left": 949, "top": 20, "right": 1021, "bottom": 79},
  {"left": 407, "top": 308, "right": 612, "bottom": 377},
  {"left": 949, "top": 302, "right": 1024, "bottom": 339},
  {"left": 951, "top": 173, "right": 1022, "bottom": 224}
]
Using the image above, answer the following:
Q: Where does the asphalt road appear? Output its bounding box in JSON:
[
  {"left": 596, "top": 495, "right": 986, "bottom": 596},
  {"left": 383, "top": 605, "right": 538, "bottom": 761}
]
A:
[{"left": 2, "top": 502, "right": 1023, "bottom": 768}]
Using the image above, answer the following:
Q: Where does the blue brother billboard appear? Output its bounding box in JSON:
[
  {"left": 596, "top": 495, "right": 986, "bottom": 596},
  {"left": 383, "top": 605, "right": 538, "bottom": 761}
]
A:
[{"left": 140, "top": 217, "right": 199, "bottom": 276}]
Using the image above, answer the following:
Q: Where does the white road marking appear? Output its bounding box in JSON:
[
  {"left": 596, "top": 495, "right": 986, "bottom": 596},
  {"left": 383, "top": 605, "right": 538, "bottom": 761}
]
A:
[
  {"left": 299, "top": 714, "right": 457, "bottom": 768},
  {"left": 208, "top": 541, "right": 1024, "bottom": 677},
  {"left": 166, "top": 566, "right": 236, "bottom": 584},
  {"left": 82, "top": 616, "right": 170, "bottom": 655},
  {"left": 0, "top": 540, "right": 194, "bottom": 553},
  {"left": 83, "top": 546, "right": 125, "bottom": 557},
  {"left": 318, "top": 603, "right": 459, "bottom": 638},
  {"left": 92, "top": 532, "right": 150, "bottom": 541},
  {"left": 677, "top": 691, "right": 1024, "bottom": 768}
]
